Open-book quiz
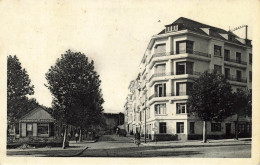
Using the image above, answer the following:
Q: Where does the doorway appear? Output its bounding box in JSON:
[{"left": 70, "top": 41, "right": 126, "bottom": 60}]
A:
[{"left": 225, "top": 123, "right": 231, "bottom": 138}]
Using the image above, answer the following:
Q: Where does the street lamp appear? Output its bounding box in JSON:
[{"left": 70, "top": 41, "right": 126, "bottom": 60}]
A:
[{"left": 144, "top": 89, "right": 148, "bottom": 143}]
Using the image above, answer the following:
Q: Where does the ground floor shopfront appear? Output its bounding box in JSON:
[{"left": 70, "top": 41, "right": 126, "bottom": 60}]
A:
[{"left": 18, "top": 107, "right": 55, "bottom": 139}]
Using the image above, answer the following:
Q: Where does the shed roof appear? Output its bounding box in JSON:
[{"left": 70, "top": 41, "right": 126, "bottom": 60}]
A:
[{"left": 20, "top": 106, "right": 55, "bottom": 123}]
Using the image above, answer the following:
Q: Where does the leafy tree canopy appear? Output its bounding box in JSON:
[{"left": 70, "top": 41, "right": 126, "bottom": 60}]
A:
[
  {"left": 45, "top": 50, "right": 104, "bottom": 127},
  {"left": 188, "top": 71, "right": 233, "bottom": 122},
  {"left": 232, "top": 88, "right": 252, "bottom": 117},
  {"left": 7, "top": 55, "right": 35, "bottom": 123}
]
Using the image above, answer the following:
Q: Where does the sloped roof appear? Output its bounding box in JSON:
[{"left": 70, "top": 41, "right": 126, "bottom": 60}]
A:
[
  {"left": 20, "top": 106, "right": 55, "bottom": 122},
  {"left": 158, "top": 17, "right": 250, "bottom": 46}
]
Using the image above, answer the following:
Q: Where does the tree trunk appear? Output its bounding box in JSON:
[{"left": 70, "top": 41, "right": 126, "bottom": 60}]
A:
[
  {"left": 79, "top": 129, "right": 82, "bottom": 142},
  {"left": 62, "top": 124, "right": 68, "bottom": 149},
  {"left": 203, "top": 121, "right": 207, "bottom": 143},
  {"left": 235, "top": 115, "right": 239, "bottom": 140}
]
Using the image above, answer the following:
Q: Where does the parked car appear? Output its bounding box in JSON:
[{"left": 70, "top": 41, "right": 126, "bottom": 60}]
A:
[{"left": 118, "top": 129, "right": 127, "bottom": 137}]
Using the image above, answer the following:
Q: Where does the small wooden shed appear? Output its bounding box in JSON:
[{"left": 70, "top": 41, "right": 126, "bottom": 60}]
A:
[{"left": 19, "top": 107, "right": 55, "bottom": 138}]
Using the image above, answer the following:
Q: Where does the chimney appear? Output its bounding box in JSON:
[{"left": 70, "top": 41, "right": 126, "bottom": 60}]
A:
[{"left": 245, "top": 25, "right": 248, "bottom": 40}]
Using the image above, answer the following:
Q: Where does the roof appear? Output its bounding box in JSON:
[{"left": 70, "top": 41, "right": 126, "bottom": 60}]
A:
[
  {"left": 158, "top": 17, "right": 251, "bottom": 47},
  {"left": 20, "top": 106, "right": 55, "bottom": 122}
]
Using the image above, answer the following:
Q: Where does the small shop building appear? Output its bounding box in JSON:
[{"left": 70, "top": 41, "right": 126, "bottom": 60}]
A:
[{"left": 19, "top": 106, "right": 55, "bottom": 138}]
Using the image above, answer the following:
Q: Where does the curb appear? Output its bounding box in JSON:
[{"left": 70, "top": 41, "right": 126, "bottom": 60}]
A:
[
  {"left": 140, "top": 142, "right": 251, "bottom": 148},
  {"left": 52, "top": 146, "right": 89, "bottom": 157}
]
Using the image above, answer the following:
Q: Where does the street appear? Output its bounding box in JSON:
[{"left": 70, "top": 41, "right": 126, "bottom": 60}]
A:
[
  {"left": 7, "top": 135, "right": 251, "bottom": 157},
  {"left": 79, "top": 135, "right": 251, "bottom": 157}
]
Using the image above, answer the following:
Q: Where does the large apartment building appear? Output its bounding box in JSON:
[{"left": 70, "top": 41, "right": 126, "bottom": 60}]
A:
[{"left": 124, "top": 17, "right": 252, "bottom": 141}]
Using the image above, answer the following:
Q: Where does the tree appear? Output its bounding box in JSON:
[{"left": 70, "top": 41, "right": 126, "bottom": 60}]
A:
[
  {"left": 232, "top": 88, "right": 252, "bottom": 140},
  {"left": 187, "top": 72, "right": 233, "bottom": 143},
  {"left": 45, "top": 50, "right": 104, "bottom": 149},
  {"left": 7, "top": 55, "right": 35, "bottom": 124}
]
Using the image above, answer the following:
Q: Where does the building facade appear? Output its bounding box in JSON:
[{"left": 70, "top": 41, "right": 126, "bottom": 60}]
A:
[
  {"left": 124, "top": 17, "right": 252, "bottom": 141},
  {"left": 19, "top": 107, "right": 55, "bottom": 138}
]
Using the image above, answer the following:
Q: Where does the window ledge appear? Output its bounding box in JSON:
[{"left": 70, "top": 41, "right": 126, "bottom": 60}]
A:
[
  {"left": 155, "top": 114, "right": 168, "bottom": 116},
  {"left": 214, "top": 55, "right": 223, "bottom": 58}
]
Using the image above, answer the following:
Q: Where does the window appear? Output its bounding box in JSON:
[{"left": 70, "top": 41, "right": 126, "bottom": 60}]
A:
[
  {"left": 224, "top": 49, "right": 230, "bottom": 60},
  {"left": 176, "top": 103, "right": 186, "bottom": 114},
  {"left": 154, "top": 44, "right": 166, "bottom": 54},
  {"left": 236, "top": 52, "right": 241, "bottom": 63},
  {"left": 173, "top": 25, "right": 178, "bottom": 31},
  {"left": 155, "top": 84, "right": 166, "bottom": 97},
  {"left": 214, "top": 45, "right": 222, "bottom": 56},
  {"left": 177, "top": 122, "right": 184, "bottom": 133},
  {"left": 238, "top": 124, "right": 246, "bottom": 133},
  {"left": 176, "top": 83, "right": 186, "bottom": 96},
  {"left": 155, "top": 64, "right": 166, "bottom": 75},
  {"left": 214, "top": 65, "right": 222, "bottom": 74},
  {"left": 176, "top": 41, "right": 193, "bottom": 54},
  {"left": 176, "top": 63, "right": 185, "bottom": 75},
  {"left": 236, "top": 70, "right": 242, "bottom": 82},
  {"left": 225, "top": 68, "right": 230, "bottom": 79},
  {"left": 228, "top": 35, "right": 234, "bottom": 41},
  {"left": 176, "top": 82, "right": 193, "bottom": 96},
  {"left": 249, "top": 53, "right": 252, "bottom": 64},
  {"left": 211, "top": 123, "right": 221, "bottom": 132},
  {"left": 159, "top": 122, "right": 167, "bottom": 133},
  {"left": 38, "top": 123, "right": 49, "bottom": 135},
  {"left": 26, "top": 124, "right": 33, "bottom": 136},
  {"left": 155, "top": 104, "right": 166, "bottom": 115},
  {"left": 176, "top": 62, "right": 193, "bottom": 75},
  {"left": 249, "top": 71, "right": 252, "bottom": 82},
  {"left": 166, "top": 25, "right": 178, "bottom": 32},
  {"left": 190, "top": 122, "right": 195, "bottom": 134}
]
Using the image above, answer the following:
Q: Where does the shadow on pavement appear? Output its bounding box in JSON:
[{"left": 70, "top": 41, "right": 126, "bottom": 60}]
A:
[{"left": 79, "top": 145, "right": 203, "bottom": 157}]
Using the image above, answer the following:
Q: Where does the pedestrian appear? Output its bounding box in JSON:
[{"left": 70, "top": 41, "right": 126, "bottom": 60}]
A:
[
  {"left": 135, "top": 131, "right": 141, "bottom": 147},
  {"left": 67, "top": 132, "right": 71, "bottom": 141},
  {"left": 75, "top": 132, "right": 79, "bottom": 143},
  {"left": 116, "top": 127, "right": 119, "bottom": 136}
]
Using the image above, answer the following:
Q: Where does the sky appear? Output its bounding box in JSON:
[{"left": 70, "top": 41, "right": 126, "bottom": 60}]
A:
[{"left": 0, "top": 0, "right": 259, "bottom": 113}]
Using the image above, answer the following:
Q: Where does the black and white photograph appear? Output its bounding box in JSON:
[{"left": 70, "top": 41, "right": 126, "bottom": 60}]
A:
[{"left": 0, "top": 0, "right": 259, "bottom": 164}]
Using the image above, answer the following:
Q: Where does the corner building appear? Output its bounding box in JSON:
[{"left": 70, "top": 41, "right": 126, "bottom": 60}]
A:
[{"left": 124, "top": 17, "right": 252, "bottom": 141}]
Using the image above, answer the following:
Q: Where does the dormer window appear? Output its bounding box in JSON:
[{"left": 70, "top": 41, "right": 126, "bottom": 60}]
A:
[
  {"left": 228, "top": 35, "right": 234, "bottom": 41},
  {"left": 166, "top": 25, "right": 178, "bottom": 32}
]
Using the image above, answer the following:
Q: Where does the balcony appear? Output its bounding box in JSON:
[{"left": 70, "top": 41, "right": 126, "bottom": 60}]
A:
[
  {"left": 176, "top": 70, "right": 202, "bottom": 76},
  {"left": 148, "top": 49, "right": 211, "bottom": 64},
  {"left": 224, "top": 58, "right": 247, "bottom": 65},
  {"left": 149, "top": 71, "right": 202, "bottom": 82},
  {"left": 225, "top": 75, "right": 247, "bottom": 83},
  {"left": 148, "top": 92, "right": 189, "bottom": 100}
]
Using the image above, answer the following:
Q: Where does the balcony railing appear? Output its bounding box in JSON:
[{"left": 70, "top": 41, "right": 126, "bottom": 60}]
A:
[
  {"left": 176, "top": 70, "right": 202, "bottom": 76},
  {"left": 149, "top": 71, "right": 202, "bottom": 81},
  {"left": 148, "top": 92, "right": 189, "bottom": 100},
  {"left": 224, "top": 58, "right": 247, "bottom": 65},
  {"left": 148, "top": 49, "right": 211, "bottom": 63},
  {"left": 225, "top": 75, "right": 247, "bottom": 83}
]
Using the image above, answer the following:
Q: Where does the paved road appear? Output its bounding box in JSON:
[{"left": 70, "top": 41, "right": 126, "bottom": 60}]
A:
[{"left": 79, "top": 135, "right": 251, "bottom": 158}]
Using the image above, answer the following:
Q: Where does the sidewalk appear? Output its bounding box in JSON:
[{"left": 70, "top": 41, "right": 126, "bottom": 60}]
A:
[
  {"left": 140, "top": 138, "right": 251, "bottom": 147},
  {"left": 7, "top": 140, "right": 91, "bottom": 157}
]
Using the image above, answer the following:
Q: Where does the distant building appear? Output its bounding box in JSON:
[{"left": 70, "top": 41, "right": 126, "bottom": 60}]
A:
[
  {"left": 19, "top": 106, "right": 55, "bottom": 138},
  {"left": 103, "top": 112, "right": 124, "bottom": 130},
  {"left": 124, "top": 17, "right": 252, "bottom": 141}
]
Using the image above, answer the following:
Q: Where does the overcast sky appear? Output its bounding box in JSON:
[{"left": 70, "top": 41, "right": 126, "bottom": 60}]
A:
[{"left": 0, "top": 0, "right": 258, "bottom": 113}]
